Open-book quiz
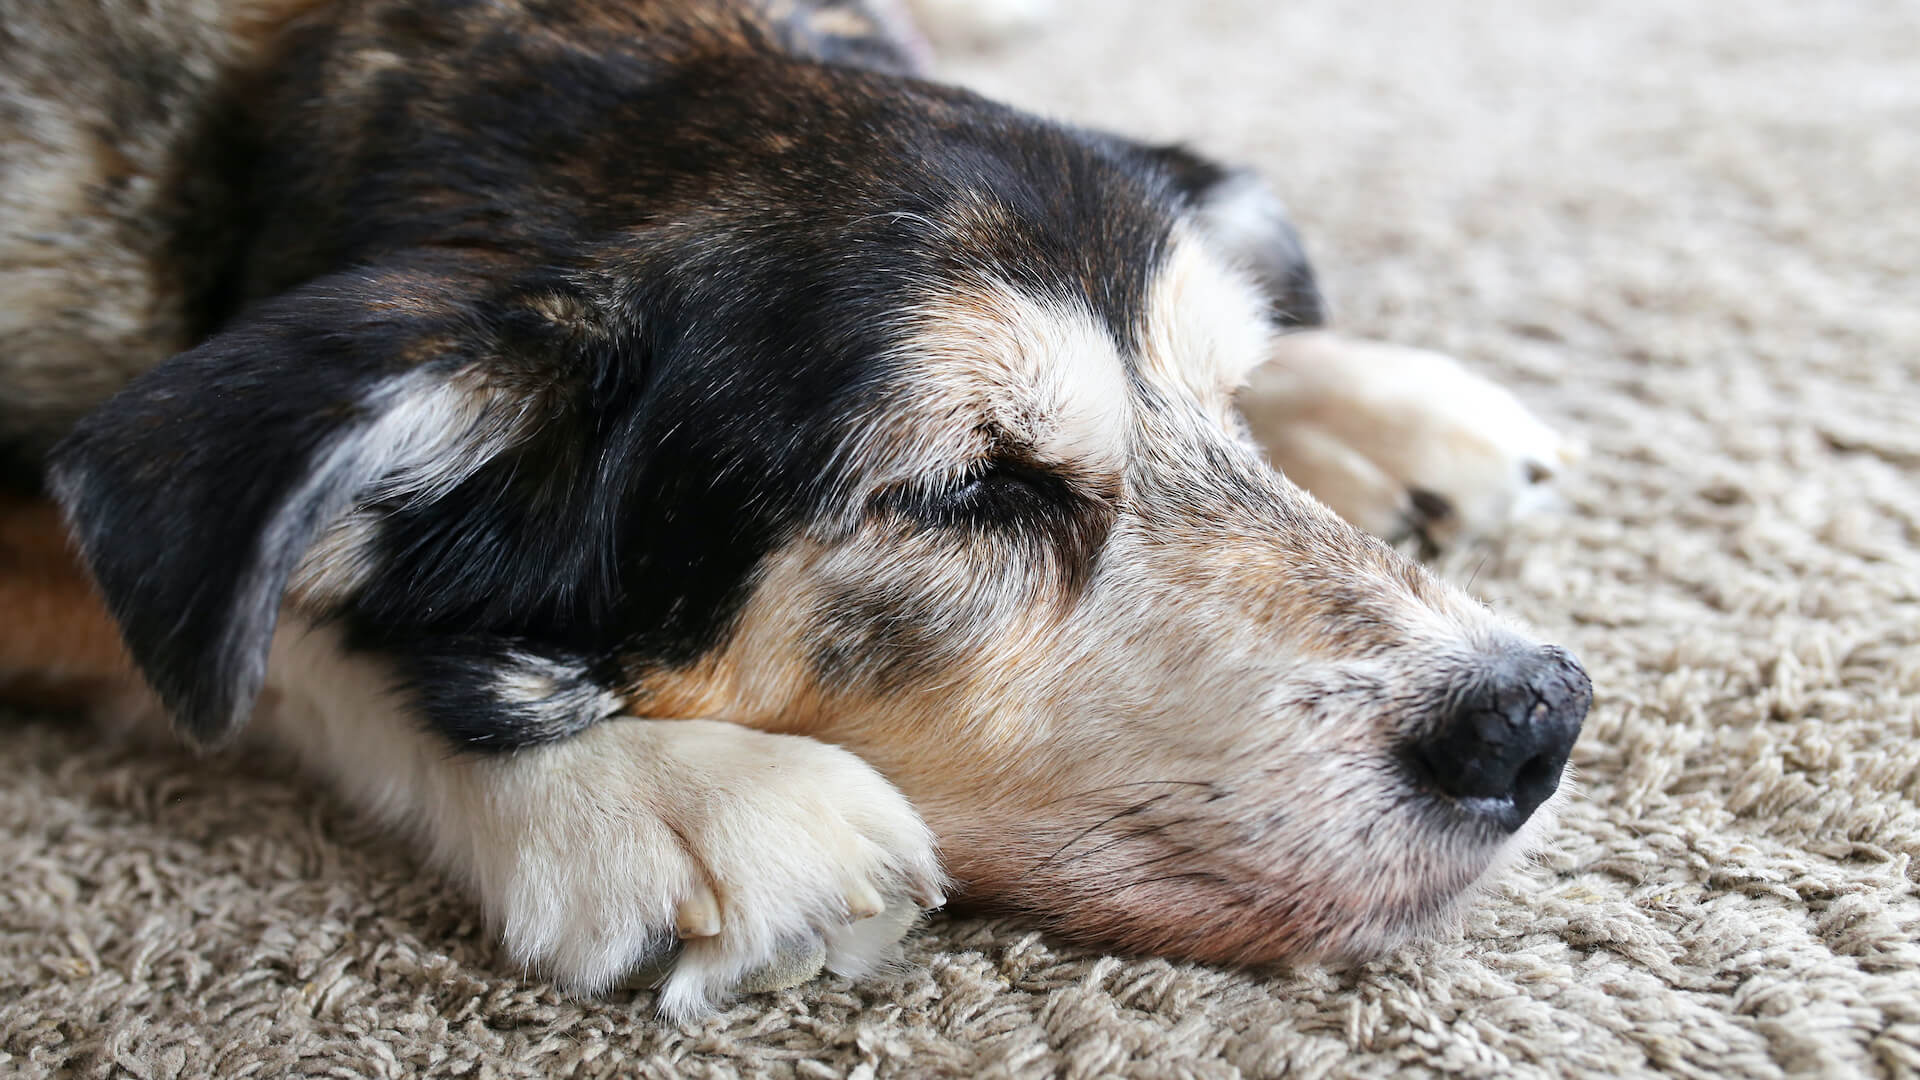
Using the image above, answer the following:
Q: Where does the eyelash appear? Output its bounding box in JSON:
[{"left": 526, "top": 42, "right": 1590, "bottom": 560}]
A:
[
  {"left": 887, "top": 461, "right": 1074, "bottom": 529},
  {"left": 876, "top": 459, "right": 1117, "bottom": 591}
]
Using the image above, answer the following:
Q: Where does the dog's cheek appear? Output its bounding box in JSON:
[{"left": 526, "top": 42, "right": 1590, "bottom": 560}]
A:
[
  {"left": 601, "top": 533, "right": 989, "bottom": 735},
  {"left": 805, "top": 527, "right": 1063, "bottom": 695},
  {"left": 627, "top": 528, "right": 1068, "bottom": 748}
]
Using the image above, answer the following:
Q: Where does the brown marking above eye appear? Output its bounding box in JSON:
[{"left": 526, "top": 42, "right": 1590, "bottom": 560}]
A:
[{"left": 885, "top": 282, "right": 1134, "bottom": 472}]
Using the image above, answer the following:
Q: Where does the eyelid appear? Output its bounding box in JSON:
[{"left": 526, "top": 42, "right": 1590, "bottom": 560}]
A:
[
  {"left": 867, "top": 456, "right": 1045, "bottom": 523},
  {"left": 967, "top": 456, "right": 1050, "bottom": 486},
  {"left": 937, "top": 457, "right": 1048, "bottom": 505}
]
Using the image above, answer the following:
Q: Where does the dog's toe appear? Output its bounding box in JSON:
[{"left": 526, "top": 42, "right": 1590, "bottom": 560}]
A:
[
  {"left": 462, "top": 718, "right": 943, "bottom": 1019},
  {"left": 1239, "top": 332, "right": 1580, "bottom": 552}
]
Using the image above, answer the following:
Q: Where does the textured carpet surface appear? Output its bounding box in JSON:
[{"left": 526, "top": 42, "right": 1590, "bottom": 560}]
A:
[{"left": 6, "top": 0, "right": 1920, "bottom": 1076}]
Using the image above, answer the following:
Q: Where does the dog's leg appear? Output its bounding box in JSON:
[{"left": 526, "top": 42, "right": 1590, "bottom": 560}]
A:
[
  {"left": 252, "top": 620, "right": 944, "bottom": 1019},
  {"left": 0, "top": 492, "right": 944, "bottom": 1015},
  {"left": 0, "top": 495, "right": 141, "bottom": 709},
  {"left": 1239, "top": 331, "right": 1582, "bottom": 552}
]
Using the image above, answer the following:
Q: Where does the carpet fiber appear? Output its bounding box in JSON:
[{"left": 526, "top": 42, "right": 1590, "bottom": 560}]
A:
[{"left": 6, "top": 1, "right": 1920, "bottom": 1075}]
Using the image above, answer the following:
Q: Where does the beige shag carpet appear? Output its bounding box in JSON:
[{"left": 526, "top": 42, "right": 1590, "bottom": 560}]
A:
[{"left": 6, "top": 0, "right": 1920, "bottom": 1075}]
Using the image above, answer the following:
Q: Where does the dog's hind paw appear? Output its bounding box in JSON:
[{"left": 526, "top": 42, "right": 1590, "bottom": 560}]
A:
[
  {"left": 1238, "top": 332, "right": 1581, "bottom": 554},
  {"left": 461, "top": 718, "right": 945, "bottom": 1020}
]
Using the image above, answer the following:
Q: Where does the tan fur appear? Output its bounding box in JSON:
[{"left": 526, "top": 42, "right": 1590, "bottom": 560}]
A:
[
  {"left": 1137, "top": 224, "right": 1278, "bottom": 405},
  {"left": 829, "top": 279, "right": 1134, "bottom": 508},
  {"left": 0, "top": 497, "right": 136, "bottom": 706}
]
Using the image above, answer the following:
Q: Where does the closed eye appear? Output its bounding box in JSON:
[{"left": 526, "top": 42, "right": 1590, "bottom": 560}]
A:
[
  {"left": 897, "top": 460, "right": 1077, "bottom": 530},
  {"left": 873, "top": 456, "right": 1117, "bottom": 593}
]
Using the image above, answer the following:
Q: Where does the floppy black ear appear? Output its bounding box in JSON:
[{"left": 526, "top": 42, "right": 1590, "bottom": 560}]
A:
[
  {"left": 48, "top": 261, "right": 563, "bottom": 746},
  {"left": 1139, "top": 143, "right": 1327, "bottom": 329}
]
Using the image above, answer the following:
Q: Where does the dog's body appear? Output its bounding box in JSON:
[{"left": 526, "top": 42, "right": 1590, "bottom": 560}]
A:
[{"left": 1, "top": 0, "right": 1590, "bottom": 1017}]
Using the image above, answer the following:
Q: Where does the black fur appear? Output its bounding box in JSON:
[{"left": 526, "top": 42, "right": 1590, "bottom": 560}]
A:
[
  {"left": 52, "top": 260, "right": 526, "bottom": 744},
  {"left": 49, "top": 0, "right": 1329, "bottom": 751},
  {"left": 386, "top": 636, "right": 624, "bottom": 747},
  {"left": 0, "top": 441, "right": 45, "bottom": 497},
  {"left": 1138, "top": 143, "right": 1326, "bottom": 329}
]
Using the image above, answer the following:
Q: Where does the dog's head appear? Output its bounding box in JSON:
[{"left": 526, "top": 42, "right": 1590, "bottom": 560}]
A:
[{"left": 51, "top": 58, "right": 1586, "bottom": 965}]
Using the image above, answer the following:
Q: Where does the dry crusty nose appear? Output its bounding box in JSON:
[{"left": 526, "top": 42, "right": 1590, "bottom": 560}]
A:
[{"left": 1408, "top": 645, "right": 1591, "bottom": 831}]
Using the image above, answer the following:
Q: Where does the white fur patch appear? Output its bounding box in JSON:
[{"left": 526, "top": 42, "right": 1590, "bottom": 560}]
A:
[
  {"left": 836, "top": 280, "right": 1132, "bottom": 506},
  {"left": 1190, "top": 171, "right": 1297, "bottom": 270},
  {"left": 1137, "top": 228, "right": 1278, "bottom": 402},
  {"left": 248, "top": 620, "right": 944, "bottom": 1020},
  {"left": 287, "top": 367, "right": 540, "bottom": 605}
]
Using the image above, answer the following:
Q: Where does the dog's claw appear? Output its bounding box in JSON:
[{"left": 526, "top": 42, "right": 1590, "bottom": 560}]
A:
[
  {"left": 845, "top": 880, "right": 886, "bottom": 921},
  {"left": 675, "top": 885, "right": 722, "bottom": 939}
]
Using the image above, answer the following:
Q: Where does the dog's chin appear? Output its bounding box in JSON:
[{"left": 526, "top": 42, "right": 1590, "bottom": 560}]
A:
[
  {"left": 1315, "top": 802, "right": 1568, "bottom": 966},
  {"left": 936, "top": 779, "right": 1570, "bottom": 970},
  {"left": 1297, "top": 784, "right": 1573, "bottom": 968}
]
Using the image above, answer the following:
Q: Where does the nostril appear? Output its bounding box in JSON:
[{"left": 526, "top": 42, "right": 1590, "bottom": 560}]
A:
[
  {"left": 1409, "top": 647, "right": 1590, "bottom": 832},
  {"left": 1513, "top": 750, "right": 1556, "bottom": 795}
]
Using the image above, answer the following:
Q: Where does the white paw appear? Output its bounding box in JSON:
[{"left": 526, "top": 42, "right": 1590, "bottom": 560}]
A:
[
  {"left": 460, "top": 718, "right": 945, "bottom": 1019},
  {"left": 1238, "top": 332, "right": 1581, "bottom": 552}
]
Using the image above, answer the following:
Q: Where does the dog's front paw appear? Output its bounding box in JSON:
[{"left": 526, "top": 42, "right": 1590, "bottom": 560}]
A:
[
  {"left": 1238, "top": 332, "right": 1580, "bottom": 553},
  {"left": 461, "top": 718, "right": 944, "bottom": 1019}
]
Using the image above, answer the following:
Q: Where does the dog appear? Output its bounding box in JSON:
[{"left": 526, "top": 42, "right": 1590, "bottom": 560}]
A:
[{"left": 0, "top": 0, "right": 1591, "bottom": 1019}]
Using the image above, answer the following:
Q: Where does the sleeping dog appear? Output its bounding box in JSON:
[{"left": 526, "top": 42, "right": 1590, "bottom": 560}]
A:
[{"left": 0, "top": 0, "right": 1591, "bottom": 1018}]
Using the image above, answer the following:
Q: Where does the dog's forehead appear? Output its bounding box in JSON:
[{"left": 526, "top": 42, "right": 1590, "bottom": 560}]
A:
[{"left": 846, "top": 227, "right": 1275, "bottom": 483}]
